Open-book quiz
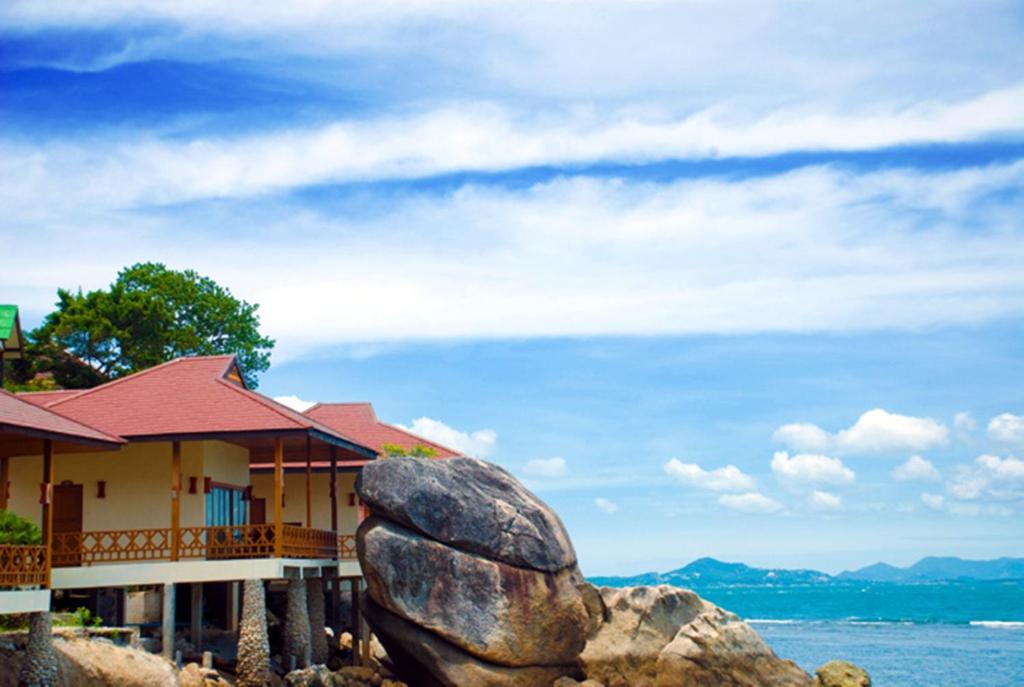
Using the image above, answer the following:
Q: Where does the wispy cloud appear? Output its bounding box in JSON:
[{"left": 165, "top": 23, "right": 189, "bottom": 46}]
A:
[
  {"left": 718, "top": 492, "right": 784, "bottom": 515},
  {"left": 5, "top": 163, "right": 1023, "bottom": 360},
  {"left": 664, "top": 458, "right": 756, "bottom": 492},
  {"left": 4, "top": 89, "right": 1024, "bottom": 210}
]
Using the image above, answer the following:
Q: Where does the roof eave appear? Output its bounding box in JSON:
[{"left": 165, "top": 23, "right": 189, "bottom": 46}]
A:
[{"left": 0, "top": 422, "right": 124, "bottom": 451}]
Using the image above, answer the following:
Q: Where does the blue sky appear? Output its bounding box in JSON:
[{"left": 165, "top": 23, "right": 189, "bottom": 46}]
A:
[{"left": 1, "top": 1, "right": 1022, "bottom": 575}]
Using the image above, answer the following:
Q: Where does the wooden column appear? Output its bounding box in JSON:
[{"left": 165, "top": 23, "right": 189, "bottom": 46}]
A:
[
  {"left": 0, "top": 455, "right": 8, "bottom": 510},
  {"left": 273, "top": 438, "right": 284, "bottom": 558},
  {"left": 41, "top": 440, "right": 54, "bottom": 589},
  {"left": 305, "top": 435, "right": 313, "bottom": 529},
  {"left": 329, "top": 447, "right": 338, "bottom": 534},
  {"left": 171, "top": 441, "right": 182, "bottom": 561}
]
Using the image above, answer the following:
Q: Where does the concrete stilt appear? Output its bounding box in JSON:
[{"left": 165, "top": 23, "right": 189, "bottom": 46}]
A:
[
  {"left": 162, "top": 583, "right": 176, "bottom": 660},
  {"left": 349, "top": 578, "right": 361, "bottom": 667},
  {"left": 226, "top": 581, "right": 240, "bottom": 634},
  {"left": 307, "top": 577, "right": 328, "bottom": 665},
  {"left": 284, "top": 578, "right": 311, "bottom": 669},
  {"left": 190, "top": 582, "right": 203, "bottom": 652},
  {"left": 330, "top": 576, "right": 341, "bottom": 638}
]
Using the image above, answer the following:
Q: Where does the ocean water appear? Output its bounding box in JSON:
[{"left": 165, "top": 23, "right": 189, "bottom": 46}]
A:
[{"left": 687, "top": 581, "right": 1024, "bottom": 687}]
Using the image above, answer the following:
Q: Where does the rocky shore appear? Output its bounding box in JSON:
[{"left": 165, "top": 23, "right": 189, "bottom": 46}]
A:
[{"left": 356, "top": 455, "right": 871, "bottom": 687}]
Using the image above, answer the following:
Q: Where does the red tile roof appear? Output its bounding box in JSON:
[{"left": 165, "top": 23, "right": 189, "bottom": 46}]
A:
[
  {"left": 0, "top": 390, "right": 123, "bottom": 448},
  {"left": 25, "top": 356, "right": 374, "bottom": 457},
  {"left": 304, "top": 403, "right": 462, "bottom": 458},
  {"left": 17, "top": 389, "right": 81, "bottom": 408}
]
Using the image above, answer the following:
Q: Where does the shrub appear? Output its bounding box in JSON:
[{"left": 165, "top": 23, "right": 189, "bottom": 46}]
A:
[{"left": 0, "top": 510, "right": 42, "bottom": 545}]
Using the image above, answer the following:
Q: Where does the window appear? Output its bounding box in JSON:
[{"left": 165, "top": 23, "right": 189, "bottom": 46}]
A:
[{"left": 205, "top": 485, "right": 248, "bottom": 527}]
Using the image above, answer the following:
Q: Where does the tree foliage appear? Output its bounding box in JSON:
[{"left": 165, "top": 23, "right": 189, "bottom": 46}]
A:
[
  {"left": 380, "top": 442, "right": 438, "bottom": 458},
  {"left": 0, "top": 510, "right": 42, "bottom": 545},
  {"left": 27, "top": 263, "right": 274, "bottom": 388}
]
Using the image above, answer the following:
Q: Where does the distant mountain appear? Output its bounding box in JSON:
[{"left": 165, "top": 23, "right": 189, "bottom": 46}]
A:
[
  {"left": 589, "top": 557, "right": 832, "bottom": 588},
  {"left": 589, "top": 556, "right": 1024, "bottom": 588},
  {"left": 838, "top": 556, "right": 1024, "bottom": 582}
]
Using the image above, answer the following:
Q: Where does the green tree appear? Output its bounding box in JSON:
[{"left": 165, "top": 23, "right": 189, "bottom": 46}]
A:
[
  {"left": 380, "top": 443, "right": 438, "bottom": 459},
  {"left": 29, "top": 263, "right": 275, "bottom": 388},
  {"left": 0, "top": 510, "right": 42, "bottom": 545}
]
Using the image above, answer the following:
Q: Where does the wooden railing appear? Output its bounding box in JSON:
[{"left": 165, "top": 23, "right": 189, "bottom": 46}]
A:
[
  {"left": 51, "top": 525, "right": 342, "bottom": 567},
  {"left": 0, "top": 544, "right": 48, "bottom": 588},
  {"left": 282, "top": 525, "right": 337, "bottom": 559},
  {"left": 338, "top": 534, "right": 357, "bottom": 560}
]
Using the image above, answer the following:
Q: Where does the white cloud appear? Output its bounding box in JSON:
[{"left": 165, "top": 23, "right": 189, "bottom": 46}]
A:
[
  {"left": 4, "top": 162, "right": 1024, "bottom": 360},
  {"left": 891, "top": 455, "right": 941, "bottom": 482},
  {"left": 834, "top": 409, "right": 949, "bottom": 454},
  {"left": 773, "top": 409, "right": 952, "bottom": 456},
  {"left": 954, "top": 412, "right": 976, "bottom": 433},
  {"left": 5, "top": 88, "right": 1024, "bottom": 213},
  {"left": 809, "top": 490, "right": 842, "bottom": 511},
  {"left": 921, "top": 491, "right": 1014, "bottom": 517},
  {"left": 772, "top": 423, "right": 831, "bottom": 453},
  {"left": 987, "top": 413, "right": 1024, "bottom": 444},
  {"left": 594, "top": 497, "right": 619, "bottom": 514},
  {"left": 718, "top": 492, "right": 784, "bottom": 515},
  {"left": 664, "top": 458, "right": 756, "bottom": 492},
  {"left": 400, "top": 418, "right": 496, "bottom": 458},
  {"left": 523, "top": 457, "right": 567, "bottom": 478},
  {"left": 273, "top": 394, "right": 317, "bottom": 412},
  {"left": 771, "top": 451, "right": 855, "bottom": 488},
  {"left": 946, "top": 454, "right": 1024, "bottom": 501}
]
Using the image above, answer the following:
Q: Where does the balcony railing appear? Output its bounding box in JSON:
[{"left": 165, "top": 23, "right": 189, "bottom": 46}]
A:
[
  {"left": 51, "top": 525, "right": 342, "bottom": 568},
  {"left": 338, "top": 534, "right": 357, "bottom": 560},
  {"left": 0, "top": 545, "right": 48, "bottom": 588}
]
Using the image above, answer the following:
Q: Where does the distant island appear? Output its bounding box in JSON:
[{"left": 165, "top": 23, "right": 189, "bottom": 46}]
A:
[{"left": 589, "top": 556, "right": 1024, "bottom": 587}]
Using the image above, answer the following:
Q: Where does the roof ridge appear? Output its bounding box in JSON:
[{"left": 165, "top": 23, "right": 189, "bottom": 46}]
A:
[
  {"left": 213, "top": 377, "right": 312, "bottom": 430},
  {"left": 219, "top": 381, "right": 373, "bottom": 447},
  {"left": 49, "top": 355, "right": 238, "bottom": 408}
]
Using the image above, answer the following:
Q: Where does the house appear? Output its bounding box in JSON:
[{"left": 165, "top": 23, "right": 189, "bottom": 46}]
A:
[
  {"left": 0, "top": 305, "right": 24, "bottom": 382},
  {"left": 249, "top": 402, "right": 461, "bottom": 542},
  {"left": 4, "top": 355, "right": 379, "bottom": 655},
  {"left": 0, "top": 389, "right": 124, "bottom": 614}
]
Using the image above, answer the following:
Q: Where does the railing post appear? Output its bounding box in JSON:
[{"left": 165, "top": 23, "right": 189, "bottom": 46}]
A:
[
  {"left": 41, "top": 440, "right": 53, "bottom": 589},
  {"left": 274, "top": 438, "right": 284, "bottom": 558},
  {"left": 329, "top": 447, "right": 338, "bottom": 535},
  {"left": 171, "top": 441, "right": 182, "bottom": 561},
  {"left": 305, "top": 435, "right": 312, "bottom": 529},
  {"left": 0, "top": 455, "right": 8, "bottom": 510}
]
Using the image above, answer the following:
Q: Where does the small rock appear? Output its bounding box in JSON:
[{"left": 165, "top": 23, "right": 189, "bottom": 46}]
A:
[
  {"left": 814, "top": 660, "right": 871, "bottom": 687},
  {"left": 284, "top": 664, "right": 333, "bottom": 687}
]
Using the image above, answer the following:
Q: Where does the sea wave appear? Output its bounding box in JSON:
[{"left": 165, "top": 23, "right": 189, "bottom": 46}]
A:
[{"left": 969, "top": 621, "right": 1024, "bottom": 629}]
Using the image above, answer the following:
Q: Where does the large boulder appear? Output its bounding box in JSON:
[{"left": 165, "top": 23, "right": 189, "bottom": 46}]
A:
[
  {"left": 360, "top": 516, "right": 586, "bottom": 666},
  {"left": 363, "top": 598, "right": 582, "bottom": 687},
  {"left": 357, "top": 456, "right": 576, "bottom": 571},
  {"left": 581, "top": 584, "right": 813, "bottom": 687},
  {"left": 356, "top": 456, "right": 587, "bottom": 685}
]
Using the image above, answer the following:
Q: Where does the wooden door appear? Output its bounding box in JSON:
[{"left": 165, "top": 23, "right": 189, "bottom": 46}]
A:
[
  {"left": 250, "top": 498, "right": 266, "bottom": 525},
  {"left": 53, "top": 483, "right": 83, "bottom": 566}
]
